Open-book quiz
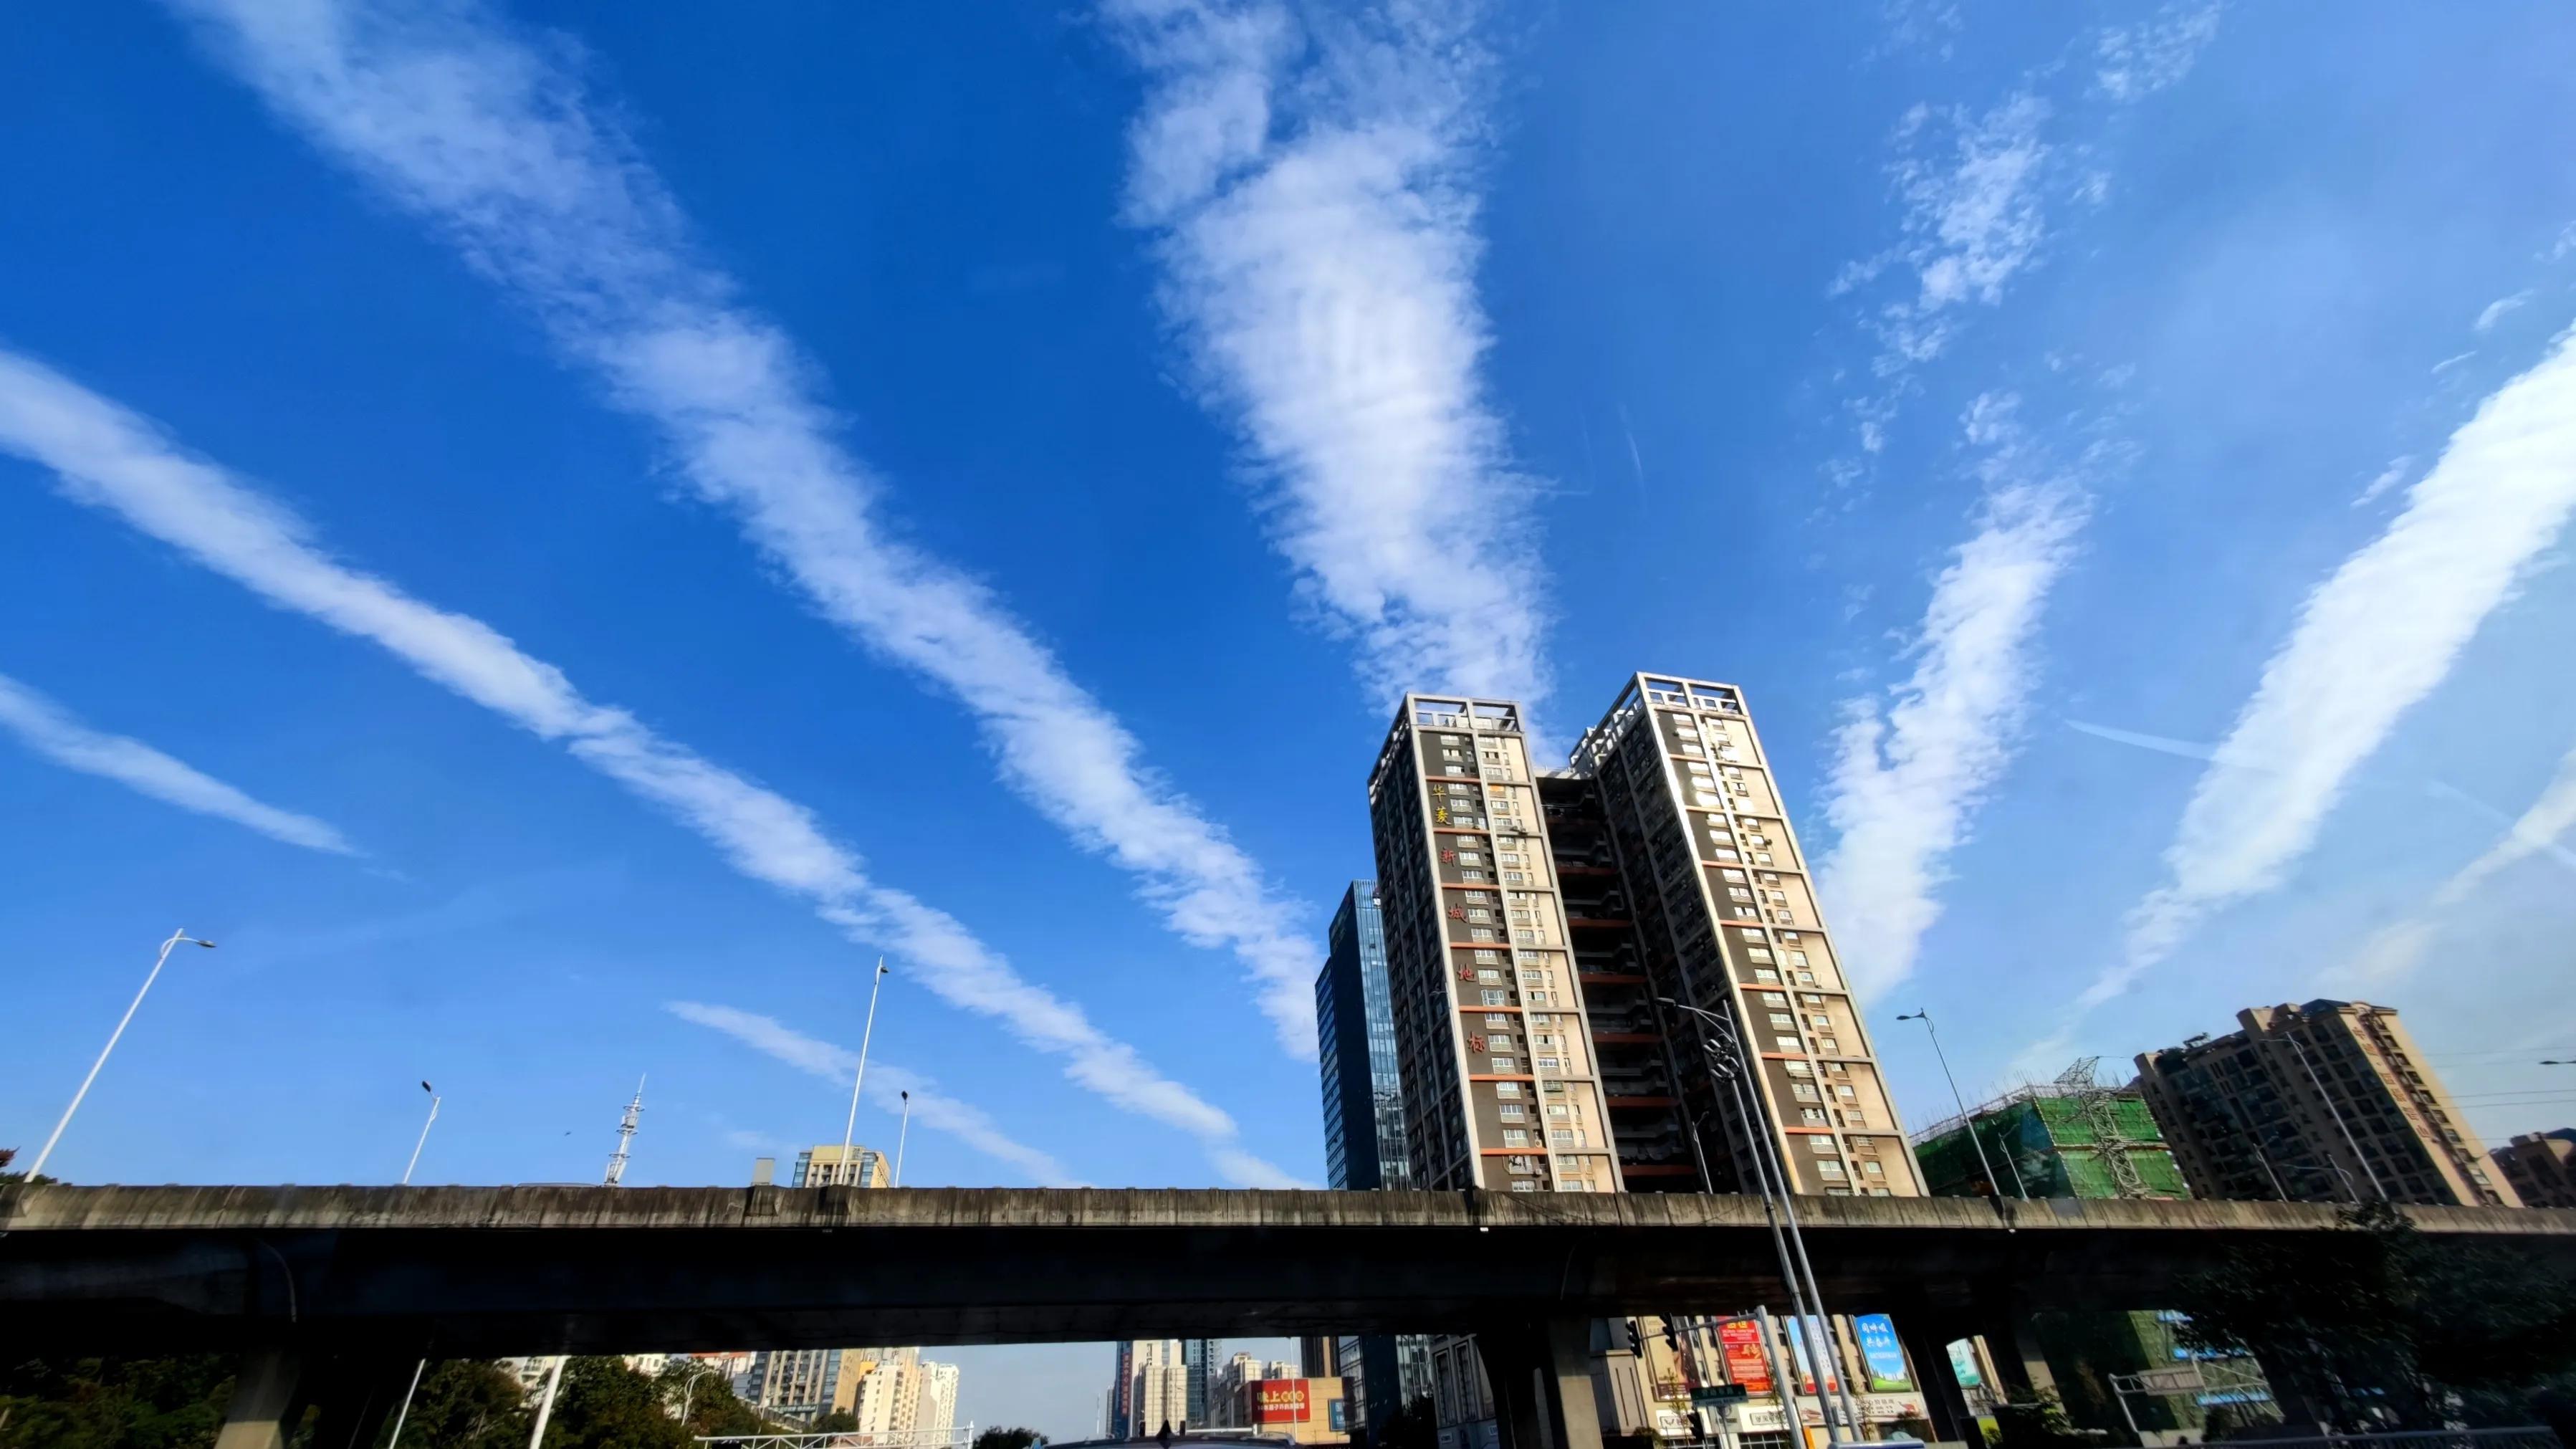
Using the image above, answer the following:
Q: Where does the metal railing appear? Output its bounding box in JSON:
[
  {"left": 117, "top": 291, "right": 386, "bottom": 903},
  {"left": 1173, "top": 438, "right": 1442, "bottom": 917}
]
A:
[
  {"left": 2201, "top": 1430, "right": 2560, "bottom": 1449},
  {"left": 698, "top": 1428, "right": 976, "bottom": 1449}
]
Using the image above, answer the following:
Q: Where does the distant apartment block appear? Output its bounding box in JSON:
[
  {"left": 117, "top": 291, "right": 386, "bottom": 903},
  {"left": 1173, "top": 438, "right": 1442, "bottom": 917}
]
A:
[
  {"left": 2492, "top": 1129, "right": 2576, "bottom": 1208},
  {"left": 794, "top": 1142, "right": 891, "bottom": 1188},
  {"left": 2135, "top": 1000, "right": 2518, "bottom": 1206}
]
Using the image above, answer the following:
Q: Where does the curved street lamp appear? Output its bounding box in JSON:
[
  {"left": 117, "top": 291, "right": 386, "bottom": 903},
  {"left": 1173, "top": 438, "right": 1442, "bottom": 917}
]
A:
[{"left": 24, "top": 929, "right": 215, "bottom": 1182}]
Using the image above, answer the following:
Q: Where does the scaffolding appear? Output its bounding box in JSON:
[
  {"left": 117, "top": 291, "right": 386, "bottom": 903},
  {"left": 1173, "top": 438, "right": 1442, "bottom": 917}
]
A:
[{"left": 1910, "top": 1063, "right": 2188, "bottom": 1200}]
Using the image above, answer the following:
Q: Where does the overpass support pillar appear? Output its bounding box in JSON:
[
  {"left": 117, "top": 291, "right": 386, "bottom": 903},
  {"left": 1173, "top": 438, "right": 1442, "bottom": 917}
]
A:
[
  {"left": 212, "top": 1347, "right": 416, "bottom": 1449},
  {"left": 1477, "top": 1317, "right": 1603, "bottom": 1449},
  {"left": 1890, "top": 1309, "right": 1983, "bottom": 1449},
  {"left": 1976, "top": 1304, "right": 2057, "bottom": 1400},
  {"left": 214, "top": 1348, "right": 304, "bottom": 1449}
]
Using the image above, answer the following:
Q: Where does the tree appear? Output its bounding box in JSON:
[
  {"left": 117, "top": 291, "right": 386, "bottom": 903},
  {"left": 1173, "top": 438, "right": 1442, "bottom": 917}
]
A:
[
  {"left": 973, "top": 1426, "right": 1045, "bottom": 1449},
  {"left": 376, "top": 1361, "right": 530, "bottom": 1449},
  {"left": 815, "top": 1409, "right": 862, "bottom": 1432},
  {"left": 659, "top": 1364, "right": 765, "bottom": 1440},
  {"left": 2172, "top": 1200, "right": 2576, "bottom": 1430},
  {"left": 0, "top": 1354, "right": 235, "bottom": 1449},
  {"left": 532, "top": 1357, "right": 688, "bottom": 1449}
]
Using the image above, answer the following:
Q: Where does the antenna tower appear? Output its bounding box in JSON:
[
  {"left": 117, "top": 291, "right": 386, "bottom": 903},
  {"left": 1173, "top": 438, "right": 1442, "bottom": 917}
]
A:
[
  {"left": 2056, "top": 1056, "right": 2148, "bottom": 1199},
  {"left": 603, "top": 1076, "right": 646, "bottom": 1186}
]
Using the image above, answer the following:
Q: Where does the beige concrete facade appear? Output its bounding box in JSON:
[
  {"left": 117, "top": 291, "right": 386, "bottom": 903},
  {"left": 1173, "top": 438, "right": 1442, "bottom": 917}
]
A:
[
  {"left": 1368, "top": 696, "right": 1622, "bottom": 1197},
  {"left": 1569, "top": 674, "right": 1923, "bottom": 1198},
  {"left": 2493, "top": 1130, "right": 2576, "bottom": 1208},
  {"left": 2135, "top": 1000, "right": 2519, "bottom": 1207}
]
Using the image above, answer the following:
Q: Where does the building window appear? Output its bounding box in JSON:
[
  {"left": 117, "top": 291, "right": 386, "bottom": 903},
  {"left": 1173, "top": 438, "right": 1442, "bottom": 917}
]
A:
[
  {"left": 1510, "top": 1180, "right": 1538, "bottom": 1192},
  {"left": 1500, "top": 1104, "right": 1526, "bottom": 1121},
  {"left": 1480, "top": 990, "right": 1507, "bottom": 1007},
  {"left": 1491, "top": 1058, "right": 1518, "bottom": 1073},
  {"left": 1486, "top": 1014, "right": 1513, "bottom": 1028},
  {"left": 1495, "top": 1082, "right": 1521, "bottom": 1098},
  {"left": 1809, "top": 1137, "right": 1839, "bottom": 1156},
  {"left": 1536, "top": 1056, "right": 1562, "bottom": 1071},
  {"left": 1503, "top": 1129, "right": 1530, "bottom": 1147}
]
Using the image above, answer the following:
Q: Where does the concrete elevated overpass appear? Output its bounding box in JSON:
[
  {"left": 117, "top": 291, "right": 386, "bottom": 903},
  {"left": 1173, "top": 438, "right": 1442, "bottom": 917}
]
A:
[{"left": 7, "top": 1184, "right": 2572, "bottom": 1449}]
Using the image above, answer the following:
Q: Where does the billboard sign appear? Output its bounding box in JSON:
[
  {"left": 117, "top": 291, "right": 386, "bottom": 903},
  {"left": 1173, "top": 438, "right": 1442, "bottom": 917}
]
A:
[
  {"left": 1718, "top": 1319, "right": 1772, "bottom": 1393},
  {"left": 1783, "top": 1322, "right": 1841, "bottom": 1394},
  {"left": 1854, "top": 1315, "right": 1912, "bottom": 1392},
  {"left": 1945, "top": 1341, "right": 1984, "bottom": 1391},
  {"left": 1253, "top": 1380, "right": 1313, "bottom": 1425}
]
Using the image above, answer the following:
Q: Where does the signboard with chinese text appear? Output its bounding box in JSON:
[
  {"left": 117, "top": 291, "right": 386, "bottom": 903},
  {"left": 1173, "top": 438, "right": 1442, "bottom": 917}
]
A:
[
  {"left": 1718, "top": 1319, "right": 1772, "bottom": 1392},
  {"left": 1253, "top": 1380, "right": 1312, "bottom": 1424},
  {"left": 1855, "top": 1314, "right": 1912, "bottom": 1392}
]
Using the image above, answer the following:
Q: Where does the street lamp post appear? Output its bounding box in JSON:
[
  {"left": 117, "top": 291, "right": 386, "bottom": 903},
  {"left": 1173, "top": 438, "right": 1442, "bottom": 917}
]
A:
[
  {"left": 1661, "top": 998, "right": 1860, "bottom": 1445},
  {"left": 24, "top": 929, "right": 215, "bottom": 1182},
  {"left": 403, "top": 1081, "right": 441, "bottom": 1186},
  {"left": 893, "top": 1089, "right": 914, "bottom": 1187},
  {"left": 839, "top": 959, "right": 890, "bottom": 1179},
  {"left": 1895, "top": 1010, "right": 2027, "bottom": 1200}
]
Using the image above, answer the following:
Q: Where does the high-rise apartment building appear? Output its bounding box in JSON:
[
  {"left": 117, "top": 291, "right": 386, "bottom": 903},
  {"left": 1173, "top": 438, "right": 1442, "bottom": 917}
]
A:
[
  {"left": 752, "top": 1144, "right": 901, "bottom": 1422},
  {"left": 794, "top": 1142, "right": 891, "bottom": 1187},
  {"left": 1366, "top": 680, "right": 1920, "bottom": 1449},
  {"left": 2493, "top": 1129, "right": 2576, "bottom": 1208},
  {"left": 1315, "top": 881, "right": 1434, "bottom": 1442},
  {"left": 751, "top": 1346, "right": 900, "bottom": 1422},
  {"left": 2135, "top": 1001, "right": 2519, "bottom": 1207},
  {"left": 1319, "top": 882, "right": 1412, "bottom": 1191},
  {"left": 1367, "top": 695, "right": 1621, "bottom": 1195},
  {"left": 1182, "top": 1337, "right": 1223, "bottom": 1426},
  {"left": 916, "top": 1360, "right": 962, "bottom": 1440},
  {"left": 1566, "top": 674, "right": 1922, "bottom": 1197}
]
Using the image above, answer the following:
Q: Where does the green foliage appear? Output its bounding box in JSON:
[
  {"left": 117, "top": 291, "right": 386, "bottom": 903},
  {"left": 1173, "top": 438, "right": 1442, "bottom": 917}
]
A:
[
  {"left": 658, "top": 1364, "right": 765, "bottom": 1439},
  {"left": 972, "top": 1426, "right": 1044, "bottom": 1449},
  {"left": 814, "top": 1409, "right": 862, "bottom": 1432},
  {"left": 0, "top": 1355, "right": 236, "bottom": 1449},
  {"left": 533, "top": 1357, "right": 687, "bottom": 1449},
  {"left": 0, "top": 1146, "right": 54, "bottom": 1186},
  {"left": 376, "top": 1361, "right": 531, "bottom": 1449},
  {"left": 2172, "top": 1200, "right": 2576, "bottom": 1430},
  {"left": 1993, "top": 1386, "right": 2085, "bottom": 1449}
]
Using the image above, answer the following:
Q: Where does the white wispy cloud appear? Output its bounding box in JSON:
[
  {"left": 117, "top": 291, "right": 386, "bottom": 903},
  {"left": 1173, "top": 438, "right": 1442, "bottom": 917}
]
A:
[
  {"left": 2342, "top": 740, "right": 2576, "bottom": 987},
  {"left": 1818, "top": 395, "right": 2091, "bottom": 998},
  {"left": 161, "top": 0, "right": 1322, "bottom": 1058},
  {"left": 2068, "top": 321, "right": 2576, "bottom": 1019},
  {"left": 0, "top": 345, "right": 1293, "bottom": 1184},
  {"left": 2094, "top": 2, "right": 2223, "bottom": 103},
  {"left": 664, "top": 1002, "right": 1078, "bottom": 1185},
  {"left": 1837, "top": 93, "right": 2054, "bottom": 371},
  {"left": 0, "top": 671, "right": 359, "bottom": 855},
  {"left": 2475, "top": 290, "right": 2532, "bottom": 333},
  {"left": 1104, "top": 0, "right": 1551, "bottom": 712},
  {"left": 2352, "top": 454, "right": 2413, "bottom": 507}
]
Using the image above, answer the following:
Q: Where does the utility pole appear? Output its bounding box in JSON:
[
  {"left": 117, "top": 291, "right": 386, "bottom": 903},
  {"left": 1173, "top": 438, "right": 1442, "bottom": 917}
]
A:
[{"left": 604, "top": 1076, "right": 646, "bottom": 1186}]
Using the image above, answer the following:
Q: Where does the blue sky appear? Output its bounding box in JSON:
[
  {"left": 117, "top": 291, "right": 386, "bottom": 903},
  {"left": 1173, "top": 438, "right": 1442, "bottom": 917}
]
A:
[{"left": 5, "top": 0, "right": 2575, "bottom": 1433}]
